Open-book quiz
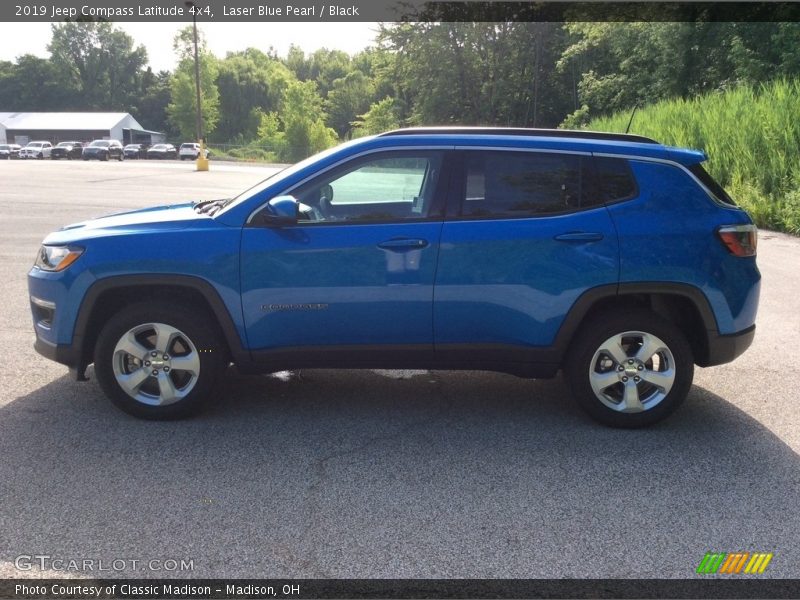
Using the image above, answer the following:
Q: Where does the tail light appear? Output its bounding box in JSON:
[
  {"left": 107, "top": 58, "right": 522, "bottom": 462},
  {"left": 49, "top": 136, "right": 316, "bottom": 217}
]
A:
[{"left": 717, "top": 224, "right": 757, "bottom": 257}]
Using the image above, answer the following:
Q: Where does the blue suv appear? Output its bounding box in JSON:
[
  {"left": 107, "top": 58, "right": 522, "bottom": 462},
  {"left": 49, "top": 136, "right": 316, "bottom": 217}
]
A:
[{"left": 28, "top": 128, "right": 760, "bottom": 426}]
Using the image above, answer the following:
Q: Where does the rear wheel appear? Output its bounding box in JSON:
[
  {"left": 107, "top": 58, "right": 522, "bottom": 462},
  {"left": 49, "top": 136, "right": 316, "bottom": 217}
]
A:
[
  {"left": 565, "top": 310, "right": 694, "bottom": 428},
  {"left": 94, "top": 301, "right": 227, "bottom": 419}
]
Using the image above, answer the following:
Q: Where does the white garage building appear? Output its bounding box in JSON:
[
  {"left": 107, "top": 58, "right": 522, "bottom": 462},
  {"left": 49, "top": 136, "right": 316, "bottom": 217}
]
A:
[{"left": 0, "top": 112, "right": 165, "bottom": 145}]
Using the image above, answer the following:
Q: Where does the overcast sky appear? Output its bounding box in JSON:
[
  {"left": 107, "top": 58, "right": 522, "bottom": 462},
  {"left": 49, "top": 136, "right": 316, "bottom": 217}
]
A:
[{"left": 0, "top": 22, "right": 381, "bottom": 71}]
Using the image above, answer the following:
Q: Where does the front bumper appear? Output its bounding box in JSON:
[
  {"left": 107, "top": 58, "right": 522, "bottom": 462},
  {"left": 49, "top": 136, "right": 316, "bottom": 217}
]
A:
[
  {"left": 33, "top": 336, "right": 88, "bottom": 380},
  {"left": 701, "top": 324, "right": 756, "bottom": 367}
]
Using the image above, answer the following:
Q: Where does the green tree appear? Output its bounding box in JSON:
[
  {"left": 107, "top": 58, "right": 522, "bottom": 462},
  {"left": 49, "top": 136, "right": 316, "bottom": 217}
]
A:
[
  {"left": 325, "top": 70, "right": 374, "bottom": 137},
  {"left": 351, "top": 97, "right": 400, "bottom": 136},
  {"left": 378, "top": 22, "right": 572, "bottom": 127},
  {"left": 558, "top": 22, "right": 800, "bottom": 125},
  {"left": 280, "top": 80, "right": 337, "bottom": 161},
  {"left": 167, "top": 26, "right": 220, "bottom": 140},
  {"left": 0, "top": 55, "right": 74, "bottom": 110},
  {"left": 284, "top": 45, "right": 310, "bottom": 80},
  {"left": 216, "top": 49, "right": 293, "bottom": 141},
  {"left": 306, "top": 48, "right": 352, "bottom": 97},
  {"left": 134, "top": 69, "right": 174, "bottom": 136},
  {"left": 48, "top": 21, "right": 148, "bottom": 110}
]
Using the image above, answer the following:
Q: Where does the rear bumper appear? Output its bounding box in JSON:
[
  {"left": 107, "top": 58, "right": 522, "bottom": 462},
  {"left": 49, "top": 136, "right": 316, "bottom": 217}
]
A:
[{"left": 701, "top": 324, "right": 756, "bottom": 367}]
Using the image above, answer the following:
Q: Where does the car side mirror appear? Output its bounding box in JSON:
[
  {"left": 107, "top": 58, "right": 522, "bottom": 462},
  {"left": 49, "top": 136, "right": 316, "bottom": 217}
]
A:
[{"left": 263, "top": 195, "right": 299, "bottom": 226}]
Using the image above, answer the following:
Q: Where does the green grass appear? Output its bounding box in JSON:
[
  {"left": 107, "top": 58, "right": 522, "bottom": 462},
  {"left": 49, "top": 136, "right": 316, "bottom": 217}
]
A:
[
  {"left": 585, "top": 79, "right": 800, "bottom": 234},
  {"left": 206, "top": 144, "right": 280, "bottom": 163}
]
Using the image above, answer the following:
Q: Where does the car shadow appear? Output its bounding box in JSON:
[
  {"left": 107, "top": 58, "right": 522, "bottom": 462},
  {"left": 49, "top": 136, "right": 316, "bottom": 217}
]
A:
[{"left": 2, "top": 368, "right": 799, "bottom": 579}]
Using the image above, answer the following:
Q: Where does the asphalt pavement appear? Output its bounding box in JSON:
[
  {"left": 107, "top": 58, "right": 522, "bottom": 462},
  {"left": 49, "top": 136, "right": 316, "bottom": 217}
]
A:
[{"left": 1, "top": 159, "right": 799, "bottom": 579}]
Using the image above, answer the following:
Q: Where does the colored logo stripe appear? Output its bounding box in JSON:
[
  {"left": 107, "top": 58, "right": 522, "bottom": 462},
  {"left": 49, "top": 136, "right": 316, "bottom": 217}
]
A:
[{"left": 697, "top": 552, "right": 773, "bottom": 574}]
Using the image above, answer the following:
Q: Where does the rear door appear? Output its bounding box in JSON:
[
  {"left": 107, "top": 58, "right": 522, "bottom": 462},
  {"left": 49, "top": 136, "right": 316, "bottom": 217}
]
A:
[{"left": 433, "top": 149, "right": 621, "bottom": 364}]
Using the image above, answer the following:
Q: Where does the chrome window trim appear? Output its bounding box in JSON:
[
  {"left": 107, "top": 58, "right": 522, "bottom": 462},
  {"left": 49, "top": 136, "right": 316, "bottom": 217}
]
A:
[
  {"left": 246, "top": 145, "right": 738, "bottom": 223},
  {"left": 454, "top": 145, "right": 592, "bottom": 156},
  {"left": 245, "top": 145, "right": 452, "bottom": 224}
]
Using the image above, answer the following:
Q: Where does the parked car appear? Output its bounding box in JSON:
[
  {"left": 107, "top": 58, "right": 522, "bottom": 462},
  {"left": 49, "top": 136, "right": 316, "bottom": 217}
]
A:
[
  {"left": 50, "top": 141, "right": 84, "bottom": 160},
  {"left": 82, "top": 140, "right": 124, "bottom": 161},
  {"left": 147, "top": 144, "right": 177, "bottom": 159},
  {"left": 179, "top": 142, "right": 210, "bottom": 160},
  {"left": 123, "top": 144, "right": 149, "bottom": 159},
  {"left": 0, "top": 144, "right": 21, "bottom": 159},
  {"left": 19, "top": 141, "right": 52, "bottom": 159},
  {"left": 28, "top": 127, "right": 760, "bottom": 426}
]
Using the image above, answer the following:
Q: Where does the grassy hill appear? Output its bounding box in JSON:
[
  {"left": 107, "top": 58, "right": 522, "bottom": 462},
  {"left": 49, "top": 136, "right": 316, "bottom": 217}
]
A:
[{"left": 586, "top": 79, "right": 800, "bottom": 234}]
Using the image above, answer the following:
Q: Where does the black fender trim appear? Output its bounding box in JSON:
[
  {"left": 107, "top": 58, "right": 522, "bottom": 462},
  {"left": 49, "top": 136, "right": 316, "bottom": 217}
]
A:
[
  {"left": 551, "top": 281, "right": 721, "bottom": 364},
  {"left": 73, "top": 274, "right": 249, "bottom": 369}
]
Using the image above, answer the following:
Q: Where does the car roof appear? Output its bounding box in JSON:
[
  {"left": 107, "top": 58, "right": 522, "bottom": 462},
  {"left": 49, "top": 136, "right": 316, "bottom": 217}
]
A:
[
  {"left": 368, "top": 127, "right": 707, "bottom": 166},
  {"left": 380, "top": 126, "right": 658, "bottom": 144}
]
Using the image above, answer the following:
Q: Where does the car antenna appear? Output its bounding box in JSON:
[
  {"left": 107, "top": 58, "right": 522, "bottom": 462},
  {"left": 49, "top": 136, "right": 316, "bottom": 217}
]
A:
[{"left": 624, "top": 102, "right": 639, "bottom": 134}]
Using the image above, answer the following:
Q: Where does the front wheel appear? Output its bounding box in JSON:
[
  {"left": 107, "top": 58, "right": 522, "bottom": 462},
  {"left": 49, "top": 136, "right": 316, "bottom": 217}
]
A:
[
  {"left": 564, "top": 310, "right": 694, "bottom": 428},
  {"left": 94, "top": 301, "right": 228, "bottom": 419}
]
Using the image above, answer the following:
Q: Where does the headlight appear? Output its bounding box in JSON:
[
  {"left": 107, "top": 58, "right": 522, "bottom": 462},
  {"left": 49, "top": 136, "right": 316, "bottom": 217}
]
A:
[{"left": 34, "top": 245, "right": 84, "bottom": 271}]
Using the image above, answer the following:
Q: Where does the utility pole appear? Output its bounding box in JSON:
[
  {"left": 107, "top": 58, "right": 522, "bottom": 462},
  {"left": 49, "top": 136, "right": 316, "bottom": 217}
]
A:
[{"left": 185, "top": 1, "right": 209, "bottom": 171}]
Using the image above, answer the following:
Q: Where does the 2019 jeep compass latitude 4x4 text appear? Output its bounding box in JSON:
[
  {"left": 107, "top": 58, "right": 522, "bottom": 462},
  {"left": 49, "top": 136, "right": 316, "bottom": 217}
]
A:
[{"left": 28, "top": 128, "right": 760, "bottom": 427}]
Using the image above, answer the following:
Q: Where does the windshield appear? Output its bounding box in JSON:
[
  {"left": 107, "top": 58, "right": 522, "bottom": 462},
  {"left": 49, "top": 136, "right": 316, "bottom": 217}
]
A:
[
  {"left": 0, "top": 145, "right": 8, "bottom": 150},
  {"left": 57, "top": 142, "right": 72, "bottom": 147},
  {"left": 180, "top": 144, "right": 195, "bottom": 149},
  {"left": 90, "top": 141, "right": 109, "bottom": 147},
  {"left": 220, "top": 138, "right": 369, "bottom": 214},
  {"left": 28, "top": 143, "right": 43, "bottom": 148}
]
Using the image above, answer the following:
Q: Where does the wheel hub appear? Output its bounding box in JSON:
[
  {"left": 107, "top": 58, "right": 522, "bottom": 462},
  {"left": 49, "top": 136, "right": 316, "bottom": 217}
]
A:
[
  {"left": 622, "top": 360, "right": 642, "bottom": 378},
  {"left": 147, "top": 353, "right": 171, "bottom": 375}
]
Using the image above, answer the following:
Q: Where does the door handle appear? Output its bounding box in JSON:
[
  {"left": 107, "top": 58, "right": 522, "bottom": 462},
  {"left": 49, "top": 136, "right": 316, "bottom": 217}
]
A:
[
  {"left": 377, "top": 238, "right": 429, "bottom": 250},
  {"left": 553, "top": 232, "right": 604, "bottom": 242}
]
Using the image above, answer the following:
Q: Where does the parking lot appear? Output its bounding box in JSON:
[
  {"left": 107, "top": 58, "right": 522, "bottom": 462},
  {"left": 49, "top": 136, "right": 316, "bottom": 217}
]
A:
[{"left": 1, "top": 159, "right": 799, "bottom": 579}]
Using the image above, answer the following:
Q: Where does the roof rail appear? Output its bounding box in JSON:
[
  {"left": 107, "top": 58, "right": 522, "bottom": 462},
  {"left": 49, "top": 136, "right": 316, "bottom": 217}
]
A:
[{"left": 379, "top": 127, "right": 659, "bottom": 145}]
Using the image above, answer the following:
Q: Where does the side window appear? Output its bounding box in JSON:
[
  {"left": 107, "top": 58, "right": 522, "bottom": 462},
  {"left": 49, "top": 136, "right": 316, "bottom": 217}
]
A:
[
  {"left": 460, "top": 151, "right": 585, "bottom": 218},
  {"left": 293, "top": 152, "right": 443, "bottom": 224},
  {"left": 591, "top": 156, "right": 637, "bottom": 204}
]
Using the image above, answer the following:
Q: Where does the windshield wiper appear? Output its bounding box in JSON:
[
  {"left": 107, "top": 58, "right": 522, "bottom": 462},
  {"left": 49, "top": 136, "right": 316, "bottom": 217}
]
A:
[{"left": 193, "top": 198, "right": 229, "bottom": 216}]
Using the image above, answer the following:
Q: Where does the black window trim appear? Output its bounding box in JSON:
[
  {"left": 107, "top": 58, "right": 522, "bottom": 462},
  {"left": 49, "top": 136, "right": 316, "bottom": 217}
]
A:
[{"left": 448, "top": 148, "right": 609, "bottom": 221}]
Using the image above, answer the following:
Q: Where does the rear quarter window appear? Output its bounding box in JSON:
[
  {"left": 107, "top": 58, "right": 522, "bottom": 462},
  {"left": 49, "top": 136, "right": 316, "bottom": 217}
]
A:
[
  {"left": 688, "top": 163, "right": 736, "bottom": 206},
  {"left": 590, "top": 156, "right": 638, "bottom": 204}
]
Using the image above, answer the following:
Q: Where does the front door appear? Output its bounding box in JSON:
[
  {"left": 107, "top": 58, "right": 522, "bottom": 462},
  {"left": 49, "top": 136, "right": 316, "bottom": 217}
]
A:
[{"left": 241, "top": 150, "right": 449, "bottom": 365}]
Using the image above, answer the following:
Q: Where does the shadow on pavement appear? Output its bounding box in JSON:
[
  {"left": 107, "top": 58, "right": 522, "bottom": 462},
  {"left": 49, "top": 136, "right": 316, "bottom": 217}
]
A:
[{"left": 2, "top": 368, "right": 799, "bottom": 579}]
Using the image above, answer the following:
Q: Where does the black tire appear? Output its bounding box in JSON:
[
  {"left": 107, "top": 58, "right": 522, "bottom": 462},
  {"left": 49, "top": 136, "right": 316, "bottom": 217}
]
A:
[
  {"left": 564, "top": 309, "right": 694, "bottom": 428},
  {"left": 101, "top": 152, "right": 109, "bottom": 162},
  {"left": 94, "top": 301, "right": 228, "bottom": 419}
]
